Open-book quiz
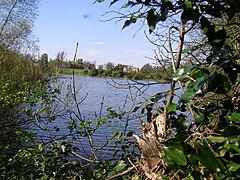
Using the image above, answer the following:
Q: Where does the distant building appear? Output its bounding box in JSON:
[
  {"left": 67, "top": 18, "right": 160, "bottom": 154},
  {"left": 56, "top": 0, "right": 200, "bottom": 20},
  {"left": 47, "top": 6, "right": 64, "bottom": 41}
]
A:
[{"left": 123, "top": 65, "right": 139, "bottom": 73}]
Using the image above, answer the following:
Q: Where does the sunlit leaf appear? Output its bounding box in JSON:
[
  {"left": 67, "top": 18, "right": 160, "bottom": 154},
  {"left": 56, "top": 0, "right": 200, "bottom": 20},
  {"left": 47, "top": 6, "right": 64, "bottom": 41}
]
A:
[
  {"left": 184, "top": 0, "right": 193, "bottom": 9},
  {"left": 207, "top": 136, "right": 225, "bottom": 143},
  {"left": 168, "top": 103, "right": 178, "bottom": 112},
  {"left": 179, "top": 89, "right": 196, "bottom": 103},
  {"left": 229, "top": 163, "right": 240, "bottom": 172},
  {"left": 113, "top": 160, "right": 126, "bottom": 172},
  {"left": 225, "top": 112, "right": 240, "bottom": 124},
  {"left": 173, "top": 65, "right": 197, "bottom": 81},
  {"left": 162, "top": 146, "right": 187, "bottom": 165},
  {"left": 196, "top": 113, "right": 205, "bottom": 124}
]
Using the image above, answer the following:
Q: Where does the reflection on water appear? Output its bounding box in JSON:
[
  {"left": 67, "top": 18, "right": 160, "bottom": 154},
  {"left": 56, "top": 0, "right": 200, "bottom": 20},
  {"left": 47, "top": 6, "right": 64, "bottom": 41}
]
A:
[{"left": 34, "top": 75, "right": 170, "bottom": 160}]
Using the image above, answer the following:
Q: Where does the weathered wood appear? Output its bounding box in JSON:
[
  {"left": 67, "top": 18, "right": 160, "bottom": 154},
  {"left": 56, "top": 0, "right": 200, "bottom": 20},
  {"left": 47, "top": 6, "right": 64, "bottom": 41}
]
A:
[{"left": 134, "top": 114, "right": 167, "bottom": 179}]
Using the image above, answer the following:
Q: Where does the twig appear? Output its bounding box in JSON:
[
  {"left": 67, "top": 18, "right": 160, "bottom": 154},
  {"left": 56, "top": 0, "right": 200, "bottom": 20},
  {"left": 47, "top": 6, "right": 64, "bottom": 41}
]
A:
[
  {"left": 72, "top": 42, "right": 83, "bottom": 121},
  {"left": 71, "top": 150, "right": 99, "bottom": 164},
  {"left": 108, "top": 166, "right": 135, "bottom": 180},
  {"left": 128, "top": 157, "right": 138, "bottom": 171}
]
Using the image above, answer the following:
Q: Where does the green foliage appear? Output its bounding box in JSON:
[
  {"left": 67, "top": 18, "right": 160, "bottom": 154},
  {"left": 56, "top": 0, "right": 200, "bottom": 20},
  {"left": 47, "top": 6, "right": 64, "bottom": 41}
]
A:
[
  {"left": 88, "top": 68, "right": 98, "bottom": 76},
  {"left": 0, "top": 47, "right": 42, "bottom": 87},
  {"left": 96, "top": 0, "right": 240, "bottom": 179},
  {"left": 0, "top": 80, "right": 80, "bottom": 179},
  {"left": 0, "top": 0, "right": 39, "bottom": 51}
]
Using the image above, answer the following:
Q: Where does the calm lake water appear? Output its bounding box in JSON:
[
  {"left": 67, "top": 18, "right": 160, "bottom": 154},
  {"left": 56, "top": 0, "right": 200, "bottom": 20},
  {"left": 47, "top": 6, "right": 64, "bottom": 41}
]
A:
[{"left": 34, "top": 75, "right": 171, "bottom": 160}]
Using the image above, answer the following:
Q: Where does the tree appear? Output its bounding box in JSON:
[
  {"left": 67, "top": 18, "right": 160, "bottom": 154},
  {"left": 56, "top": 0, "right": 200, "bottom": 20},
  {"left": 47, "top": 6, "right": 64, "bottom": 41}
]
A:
[
  {"left": 114, "top": 63, "right": 124, "bottom": 71},
  {"left": 96, "top": 0, "right": 240, "bottom": 179},
  {"left": 89, "top": 68, "right": 98, "bottom": 76},
  {"left": 38, "top": 53, "right": 48, "bottom": 73},
  {"left": 83, "top": 60, "right": 95, "bottom": 70},
  {"left": 55, "top": 51, "right": 66, "bottom": 62},
  {"left": 55, "top": 51, "right": 67, "bottom": 73},
  {"left": 0, "top": 0, "right": 39, "bottom": 51},
  {"left": 40, "top": 53, "right": 48, "bottom": 63},
  {"left": 140, "top": 63, "right": 153, "bottom": 73},
  {"left": 105, "top": 62, "right": 115, "bottom": 71},
  {"left": 97, "top": 64, "right": 104, "bottom": 75}
]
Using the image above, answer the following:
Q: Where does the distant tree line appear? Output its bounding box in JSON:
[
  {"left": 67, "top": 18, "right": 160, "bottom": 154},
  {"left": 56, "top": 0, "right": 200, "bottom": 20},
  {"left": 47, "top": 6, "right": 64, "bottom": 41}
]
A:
[{"left": 38, "top": 51, "right": 172, "bottom": 81}]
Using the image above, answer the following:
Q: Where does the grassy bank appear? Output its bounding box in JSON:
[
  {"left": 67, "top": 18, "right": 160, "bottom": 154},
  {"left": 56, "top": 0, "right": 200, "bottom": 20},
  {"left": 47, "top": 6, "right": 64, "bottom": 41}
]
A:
[
  {"left": 63, "top": 68, "right": 88, "bottom": 76},
  {"left": 62, "top": 68, "right": 170, "bottom": 83}
]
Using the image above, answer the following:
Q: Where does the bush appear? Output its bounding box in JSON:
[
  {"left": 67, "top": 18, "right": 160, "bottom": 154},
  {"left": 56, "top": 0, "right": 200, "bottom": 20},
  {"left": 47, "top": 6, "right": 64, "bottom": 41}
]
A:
[
  {"left": 88, "top": 68, "right": 98, "bottom": 76},
  {"left": 0, "top": 47, "right": 42, "bottom": 87},
  {"left": 83, "top": 69, "right": 88, "bottom": 74},
  {"left": 112, "top": 70, "right": 124, "bottom": 78},
  {"left": 103, "top": 70, "right": 112, "bottom": 77}
]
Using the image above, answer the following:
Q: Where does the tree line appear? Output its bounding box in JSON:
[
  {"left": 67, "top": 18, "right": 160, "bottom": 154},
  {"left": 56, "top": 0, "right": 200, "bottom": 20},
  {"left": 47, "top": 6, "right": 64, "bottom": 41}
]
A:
[{"left": 38, "top": 51, "right": 173, "bottom": 81}]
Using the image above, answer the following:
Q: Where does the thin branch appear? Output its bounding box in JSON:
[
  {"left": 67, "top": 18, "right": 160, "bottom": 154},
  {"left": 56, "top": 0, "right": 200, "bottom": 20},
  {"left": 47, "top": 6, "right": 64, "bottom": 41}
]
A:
[
  {"left": 108, "top": 166, "right": 136, "bottom": 180},
  {"left": 0, "top": 0, "right": 18, "bottom": 38},
  {"left": 168, "top": 25, "right": 179, "bottom": 72}
]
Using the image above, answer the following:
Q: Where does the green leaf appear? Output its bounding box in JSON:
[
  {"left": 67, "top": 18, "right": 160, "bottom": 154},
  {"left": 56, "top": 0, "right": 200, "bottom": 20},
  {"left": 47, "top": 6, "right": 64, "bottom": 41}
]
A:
[
  {"left": 181, "top": 9, "right": 200, "bottom": 25},
  {"left": 115, "top": 132, "right": 123, "bottom": 140},
  {"left": 147, "top": 9, "right": 159, "bottom": 33},
  {"left": 162, "top": 146, "right": 187, "bottom": 165},
  {"left": 220, "top": 149, "right": 227, "bottom": 157},
  {"left": 229, "top": 163, "right": 240, "bottom": 172},
  {"left": 196, "top": 113, "right": 205, "bottom": 124},
  {"left": 223, "top": 126, "right": 239, "bottom": 137},
  {"left": 113, "top": 160, "right": 126, "bottom": 172},
  {"left": 159, "top": 5, "right": 168, "bottom": 21},
  {"left": 151, "top": 92, "right": 165, "bottom": 102},
  {"left": 201, "top": 16, "right": 212, "bottom": 35},
  {"left": 200, "top": 16, "right": 226, "bottom": 49},
  {"left": 168, "top": 103, "right": 178, "bottom": 112},
  {"left": 122, "top": 16, "right": 137, "bottom": 30},
  {"left": 225, "top": 143, "right": 240, "bottom": 154},
  {"left": 207, "top": 136, "right": 225, "bottom": 143},
  {"left": 191, "top": 68, "right": 209, "bottom": 80},
  {"left": 15, "top": 131, "right": 23, "bottom": 136},
  {"left": 194, "top": 142, "right": 219, "bottom": 171},
  {"left": 110, "top": 0, "right": 119, "bottom": 6},
  {"left": 173, "top": 65, "right": 197, "bottom": 81},
  {"left": 132, "top": 106, "right": 140, "bottom": 113},
  {"left": 127, "top": 131, "right": 134, "bottom": 137},
  {"left": 179, "top": 89, "right": 196, "bottom": 103},
  {"left": 225, "top": 112, "right": 240, "bottom": 124},
  {"left": 207, "top": 73, "right": 231, "bottom": 94},
  {"left": 173, "top": 68, "right": 187, "bottom": 81},
  {"left": 184, "top": 0, "right": 193, "bottom": 9}
]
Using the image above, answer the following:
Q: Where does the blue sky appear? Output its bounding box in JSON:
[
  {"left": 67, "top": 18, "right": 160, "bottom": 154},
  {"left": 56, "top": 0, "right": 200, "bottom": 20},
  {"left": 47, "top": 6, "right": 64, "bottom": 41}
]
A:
[{"left": 34, "top": 0, "right": 155, "bottom": 68}]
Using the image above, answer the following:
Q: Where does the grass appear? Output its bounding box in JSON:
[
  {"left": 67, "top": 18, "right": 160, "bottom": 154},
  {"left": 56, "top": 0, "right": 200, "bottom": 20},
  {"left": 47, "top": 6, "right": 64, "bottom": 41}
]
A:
[{"left": 63, "top": 68, "right": 87, "bottom": 76}]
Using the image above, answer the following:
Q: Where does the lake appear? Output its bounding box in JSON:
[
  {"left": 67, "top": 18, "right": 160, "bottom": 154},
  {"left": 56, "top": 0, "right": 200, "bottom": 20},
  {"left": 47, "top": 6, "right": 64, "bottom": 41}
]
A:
[{"left": 34, "top": 75, "right": 171, "bottom": 160}]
